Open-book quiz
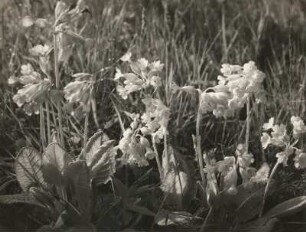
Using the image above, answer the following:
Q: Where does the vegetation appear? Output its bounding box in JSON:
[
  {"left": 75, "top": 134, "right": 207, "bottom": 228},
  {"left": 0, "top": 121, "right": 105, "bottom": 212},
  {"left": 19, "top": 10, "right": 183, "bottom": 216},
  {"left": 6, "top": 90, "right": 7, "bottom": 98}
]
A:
[{"left": 1, "top": 0, "right": 306, "bottom": 231}]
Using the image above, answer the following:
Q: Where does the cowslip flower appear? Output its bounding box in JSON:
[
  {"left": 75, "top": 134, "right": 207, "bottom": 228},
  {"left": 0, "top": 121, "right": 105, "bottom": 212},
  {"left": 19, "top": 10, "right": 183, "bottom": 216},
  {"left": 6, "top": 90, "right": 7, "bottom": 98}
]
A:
[
  {"left": 261, "top": 118, "right": 289, "bottom": 148},
  {"left": 235, "top": 144, "right": 254, "bottom": 168},
  {"left": 115, "top": 53, "right": 164, "bottom": 99},
  {"left": 291, "top": 116, "right": 306, "bottom": 138},
  {"left": 10, "top": 63, "right": 51, "bottom": 115},
  {"left": 141, "top": 98, "right": 170, "bottom": 141},
  {"left": 118, "top": 129, "right": 155, "bottom": 167},
  {"left": 63, "top": 73, "right": 95, "bottom": 113},
  {"left": 275, "top": 147, "right": 294, "bottom": 166},
  {"left": 29, "top": 44, "right": 51, "bottom": 57},
  {"left": 294, "top": 150, "right": 306, "bottom": 169},
  {"left": 199, "top": 85, "right": 234, "bottom": 118},
  {"left": 200, "top": 61, "right": 264, "bottom": 118}
]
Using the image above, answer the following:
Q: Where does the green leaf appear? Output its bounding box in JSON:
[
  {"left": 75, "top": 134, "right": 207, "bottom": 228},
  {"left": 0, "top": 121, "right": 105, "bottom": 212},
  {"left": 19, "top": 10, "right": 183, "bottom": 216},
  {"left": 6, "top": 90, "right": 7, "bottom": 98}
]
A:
[
  {"left": 81, "top": 131, "right": 113, "bottom": 168},
  {"left": 0, "top": 193, "right": 43, "bottom": 207},
  {"left": 42, "top": 163, "right": 66, "bottom": 186},
  {"left": 126, "top": 204, "right": 155, "bottom": 217},
  {"left": 155, "top": 209, "right": 194, "bottom": 226},
  {"left": 64, "top": 161, "right": 92, "bottom": 222},
  {"left": 43, "top": 143, "right": 72, "bottom": 172},
  {"left": 235, "top": 186, "right": 266, "bottom": 223},
  {"left": 91, "top": 146, "right": 117, "bottom": 185},
  {"left": 234, "top": 217, "right": 279, "bottom": 232},
  {"left": 264, "top": 196, "right": 306, "bottom": 218},
  {"left": 15, "top": 147, "right": 45, "bottom": 191}
]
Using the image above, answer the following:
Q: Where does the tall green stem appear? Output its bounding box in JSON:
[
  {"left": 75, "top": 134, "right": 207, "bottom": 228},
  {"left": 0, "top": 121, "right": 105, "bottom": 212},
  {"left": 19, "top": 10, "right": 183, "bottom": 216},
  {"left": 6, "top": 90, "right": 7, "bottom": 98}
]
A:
[
  {"left": 40, "top": 105, "right": 46, "bottom": 149},
  {"left": 53, "top": 34, "right": 64, "bottom": 146},
  {"left": 260, "top": 162, "right": 279, "bottom": 217},
  {"left": 245, "top": 97, "right": 251, "bottom": 153}
]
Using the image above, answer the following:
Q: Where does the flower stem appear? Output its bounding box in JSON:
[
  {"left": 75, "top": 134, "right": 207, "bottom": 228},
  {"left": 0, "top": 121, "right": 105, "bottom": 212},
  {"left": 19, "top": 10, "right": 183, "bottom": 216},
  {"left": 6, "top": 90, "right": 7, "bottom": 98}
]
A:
[
  {"left": 195, "top": 110, "right": 206, "bottom": 186},
  {"left": 53, "top": 33, "right": 64, "bottom": 146},
  {"left": 245, "top": 97, "right": 251, "bottom": 153},
  {"left": 260, "top": 162, "right": 279, "bottom": 217},
  {"left": 152, "top": 135, "right": 163, "bottom": 179},
  {"left": 83, "top": 110, "right": 89, "bottom": 149},
  {"left": 46, "top": 102, "right": 51, "bottom": 144},
  {"left": 40, "top": 105, "right": 46, "bottom": 149}
]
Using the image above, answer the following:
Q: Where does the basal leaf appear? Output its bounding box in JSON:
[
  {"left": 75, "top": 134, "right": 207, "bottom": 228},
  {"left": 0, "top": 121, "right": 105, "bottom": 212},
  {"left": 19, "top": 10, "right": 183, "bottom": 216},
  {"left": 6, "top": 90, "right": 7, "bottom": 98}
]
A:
[
  {"left": 42, "top": 163, "right": 66, "bottom": 186},
  {"left": 15, "top": 147, "right": 45, "bottom": 191},
  {"left": 264, "top": 196, "right": 306, "bottom": 218},
  {"left": 43, "top": 143, "right": 71, "bottom": 172},
  {"left": 81, "top": 131, "right": 111, "bottom": 167},
  {"left": 91, "top": 147, "right": 117, "bottom": 185},
  {"left": 64, "top": 161, "right": 92, "bottom": 222},
  {"left": 155, "top": 209, "right": 194, "bottom": 226},
  {"left": 234, "top": 217, "right": 279, "bottom": 232},
  {"left": 0, "top": 193, "right": 43, "bottom": 207}
]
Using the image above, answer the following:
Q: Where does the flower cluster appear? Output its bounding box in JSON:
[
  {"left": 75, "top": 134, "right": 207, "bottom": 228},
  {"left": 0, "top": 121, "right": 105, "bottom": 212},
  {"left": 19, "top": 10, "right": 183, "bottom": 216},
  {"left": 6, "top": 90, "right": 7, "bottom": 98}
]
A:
[
  {"left": 141, "top": 98, "right": 170, "bottom": 142},
  {"left": 200, "top": 61, "right": 265, "bottom": 118},
  {"left": 291, "top": 116, "right": 306, "bottom": 138},
  {"left": 9, "top": 63, "right": 51, "bottom": 115},
  {"left": 209, "top": 144, "right": 255, "bottom": 195},
  {"left": 115, "top": 53, "right": 164, "bottom": 99},
  {"left": 118, "top": 114, "right": 156, "bottom": 167},
  {"left": 54, "top": 0, "right": 88, "bottom": 62},
  {"left": 261, "top": 117, "right": 306, "bottom": 168},
  {"left": 63, "top": 73, "right": 95, "bottom": 115}
]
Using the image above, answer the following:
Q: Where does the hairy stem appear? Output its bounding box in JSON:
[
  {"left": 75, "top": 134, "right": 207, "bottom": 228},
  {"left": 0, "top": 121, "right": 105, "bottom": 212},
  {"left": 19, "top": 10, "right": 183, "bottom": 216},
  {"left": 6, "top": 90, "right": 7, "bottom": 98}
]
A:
[
  {"left": 245, "top": 97, "right": 251, "bottom": 153},
  {"left": 260, "top": 162, "right": 280, "bottom": 217},
  {"left": 53, "top": 33, "right": 64, "bottom": 146}
]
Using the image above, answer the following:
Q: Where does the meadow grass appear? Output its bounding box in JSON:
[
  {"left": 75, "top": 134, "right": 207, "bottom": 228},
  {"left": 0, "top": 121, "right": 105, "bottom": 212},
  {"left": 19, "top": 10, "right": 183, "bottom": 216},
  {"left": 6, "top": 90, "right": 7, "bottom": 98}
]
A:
[{"left": 1, "top": 0, "right": 306, "bottom": 231}]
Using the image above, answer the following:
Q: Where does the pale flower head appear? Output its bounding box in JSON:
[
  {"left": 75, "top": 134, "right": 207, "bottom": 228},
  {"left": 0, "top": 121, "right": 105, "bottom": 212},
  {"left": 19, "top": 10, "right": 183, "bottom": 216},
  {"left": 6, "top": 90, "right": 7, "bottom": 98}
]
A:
[
  {"left": 261, "top": 132, "right": 271, "bottom": 149},
  {"left": 294, "top": 150, "right": 306, "bottom": 169},
  {"left": 235, "top": 144, "right": 254, "bottom": 168},
  {"left": 291, "top": 116, "right": 306, "bottom": 138},
  {"left": 29, "top": 44, "right": 51, "bottom": 57},
  {"left": 276, "top": 147, "right": 294, "bottom": 166}
]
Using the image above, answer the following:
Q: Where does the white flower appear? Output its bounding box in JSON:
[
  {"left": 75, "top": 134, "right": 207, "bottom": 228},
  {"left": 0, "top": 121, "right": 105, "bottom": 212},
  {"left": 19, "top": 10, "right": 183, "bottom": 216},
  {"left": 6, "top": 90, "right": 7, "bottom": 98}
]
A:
[
  {"left": 63, "top": 73, "right": 94, "bottom": 113},
  {"left": 235, "top": 144, "right": 254, "bottom": 168},
  {"left": 201, "top": 61, "right": 264, "bottom": 118},
  {"left": 13, "top": 79, "right": 51, "bottom": 115},
  {"left": 29, "top": 44, "right": 51, "bottom": 57},
  {"left": 294, "top": 150, "right": 306, "bottom": 169},
  {"left": 276, "top": 147, "right": 294, "bottom": 166},
  {"left": 291, "top": 116, "right": 306, "bottom": 138},
  {"left": 141, "top": 98, "right": 170, "bottom": 141},
  {"left": 115, "top": 54, "right": 164, "bottom": 99},
  {"left": 263, "top": 117, "right": 274, "bottom": 130},
  {"left": 11, "top": 64, "right": 50, "bottom": 115},
  {"left": 120, "top": 52, "right": 132, "bottom": 62},
  {"left": 271, "top": 124, "right": 289, "bottom": 146},
  {"left": 261, "top": 132, "right": 271, "bottom": 149}
]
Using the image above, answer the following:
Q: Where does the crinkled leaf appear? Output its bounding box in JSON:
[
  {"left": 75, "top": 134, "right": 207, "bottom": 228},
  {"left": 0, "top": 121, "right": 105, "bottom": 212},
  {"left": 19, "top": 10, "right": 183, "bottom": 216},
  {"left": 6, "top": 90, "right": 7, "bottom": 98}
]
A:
[
  {"left": 0, "top": 193, "right": 43, "bottom": 207},
  {"left": 236, "top": 186, "right": 266, "bottom": 223},
  {"left": 126, "top": 204, "right": 155, "bottom": 217},
  {"left": 64, "top": 161, "right": 91, "bottom": 221},
  {"left": 15, "top": 147, "right": 44, "bottom": 191},
  {"left": 234, "top": 217, "right": 278, "bottom": 232},
  {"left": 81, "top": 131, "right": 113, "bottom": 167},
  {"left": 264, "top": 196, "right": 306, "bottom": 218},
  {"left": 91, "top": 147, "right": 117, "bottom": 185},
  {"left": 155, "top": 209, "right": 194, "bottom": 226},
  {"left": 42, "top": 163, "right": 66, "bottom": 186},
  {"left": 43, "top": 143, "right": 71, "bottom": 172}
]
